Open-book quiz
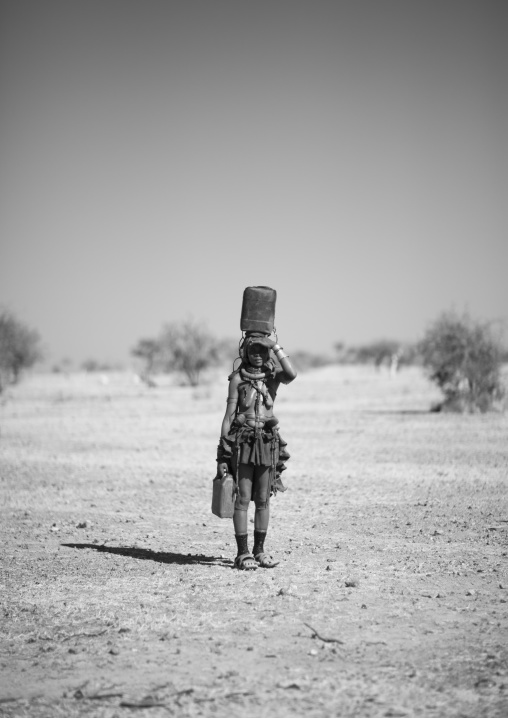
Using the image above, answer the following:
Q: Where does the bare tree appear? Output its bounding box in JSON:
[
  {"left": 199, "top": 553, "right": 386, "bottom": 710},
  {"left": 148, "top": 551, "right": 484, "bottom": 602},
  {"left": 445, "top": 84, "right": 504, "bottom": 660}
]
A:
[
  {"left": 131, "top": 320, "right": 220, "bottom": 386},
  {"left": 131, "top": 338, "right": 160, "bottom": 374},
  {"left": 0, "top": 311, "right": 43, "bottom": 392},
  {"left": 158, "top": 320, "right": 220, "bottom": 386}
]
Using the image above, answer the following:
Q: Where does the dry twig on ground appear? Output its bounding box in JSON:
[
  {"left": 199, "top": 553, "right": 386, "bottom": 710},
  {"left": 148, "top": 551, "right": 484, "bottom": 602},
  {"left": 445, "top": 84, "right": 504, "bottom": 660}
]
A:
[{"left": 303, "top": 622, "right": 344, "bottom": 644}]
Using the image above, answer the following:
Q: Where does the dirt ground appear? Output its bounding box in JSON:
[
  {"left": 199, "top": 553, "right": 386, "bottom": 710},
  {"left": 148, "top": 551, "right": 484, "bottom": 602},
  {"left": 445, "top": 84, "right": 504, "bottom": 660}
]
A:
[{"left": 1, "top": 365, "right": 507, "bottom": 717}]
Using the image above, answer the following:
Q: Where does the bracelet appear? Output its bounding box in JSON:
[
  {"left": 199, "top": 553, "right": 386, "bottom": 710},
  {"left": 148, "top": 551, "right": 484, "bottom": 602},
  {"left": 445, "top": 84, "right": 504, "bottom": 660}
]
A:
[{"left": 275, "top": 348, "right": 289, "bottom": 360}]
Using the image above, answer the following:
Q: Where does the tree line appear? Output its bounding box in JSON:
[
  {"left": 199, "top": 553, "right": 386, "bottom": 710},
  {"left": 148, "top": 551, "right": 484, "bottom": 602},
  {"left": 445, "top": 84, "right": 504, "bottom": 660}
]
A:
[{"left": 1, "top": 309, "right": 506, "bottom": 413}]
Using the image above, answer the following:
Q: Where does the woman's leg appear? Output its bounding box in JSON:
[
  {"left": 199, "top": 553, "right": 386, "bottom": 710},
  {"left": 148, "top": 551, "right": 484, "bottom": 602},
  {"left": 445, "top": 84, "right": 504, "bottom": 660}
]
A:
[
  {"left": 233, "top": 464, "right": 254, "bottom": 550},
  {"left": 253, "top": 465, "right": 271, "bottom": 530},
  {"left": 253, "top": 466, "right": 271, "bottom": 557}
]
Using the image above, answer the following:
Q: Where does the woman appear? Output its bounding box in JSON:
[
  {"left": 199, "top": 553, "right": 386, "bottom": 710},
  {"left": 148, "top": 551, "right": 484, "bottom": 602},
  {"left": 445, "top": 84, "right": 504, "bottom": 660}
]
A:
[{"left": 217, "top": 334, "right": 297, "bottom": 569}]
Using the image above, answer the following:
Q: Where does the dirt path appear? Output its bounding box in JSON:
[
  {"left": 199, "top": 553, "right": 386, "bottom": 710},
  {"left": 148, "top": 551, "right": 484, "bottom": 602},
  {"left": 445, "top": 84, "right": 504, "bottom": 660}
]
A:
[{"left": 1, "top": 367, "right": 507, "bottom": 717}]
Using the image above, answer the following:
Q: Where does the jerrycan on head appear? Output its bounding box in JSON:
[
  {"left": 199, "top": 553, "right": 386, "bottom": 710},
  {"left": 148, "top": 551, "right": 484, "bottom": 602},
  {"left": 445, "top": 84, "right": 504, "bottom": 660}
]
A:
[{"left": 240, "top": 286, "right": 277, "bottom": 335}]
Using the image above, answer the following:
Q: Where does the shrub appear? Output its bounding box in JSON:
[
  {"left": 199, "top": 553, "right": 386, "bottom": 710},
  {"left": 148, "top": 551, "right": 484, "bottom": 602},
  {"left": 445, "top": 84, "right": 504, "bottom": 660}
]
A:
[
  {"left": 353, "top": 339, "right": 401, "bottom": 367},
  {"left": 419, "top": 312, "right": 505, "bottom": 412},
  {"left": 334, "top": 340, "right": 417, "bottom": 369},
  {"left": 81, "top": 359, "right": 118, "bottom": 373},
  {"left": 0, "top": 311, "right": 42, "bottom": 392}
]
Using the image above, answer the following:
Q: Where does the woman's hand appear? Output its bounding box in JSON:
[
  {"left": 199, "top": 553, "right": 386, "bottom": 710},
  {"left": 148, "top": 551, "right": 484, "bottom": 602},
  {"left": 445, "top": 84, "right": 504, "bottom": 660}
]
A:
[
  {"left": 216, "top": 462, "right": 229, "bottom": 478},
  {"left": 264, "top": 337, "right": 280, "bottom": 352}
]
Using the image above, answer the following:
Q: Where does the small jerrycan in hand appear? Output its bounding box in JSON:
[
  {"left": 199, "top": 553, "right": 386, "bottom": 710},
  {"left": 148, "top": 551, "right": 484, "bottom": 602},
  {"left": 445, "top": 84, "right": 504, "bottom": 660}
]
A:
[{"left": 211, "top": 469, "right": 236, "bottom": 518}]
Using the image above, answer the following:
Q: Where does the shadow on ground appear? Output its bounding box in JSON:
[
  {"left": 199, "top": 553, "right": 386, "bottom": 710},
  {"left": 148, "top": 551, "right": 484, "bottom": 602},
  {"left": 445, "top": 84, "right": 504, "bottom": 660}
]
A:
[{"left": 61, "top": 543, "right": 231, "bottom": 567}]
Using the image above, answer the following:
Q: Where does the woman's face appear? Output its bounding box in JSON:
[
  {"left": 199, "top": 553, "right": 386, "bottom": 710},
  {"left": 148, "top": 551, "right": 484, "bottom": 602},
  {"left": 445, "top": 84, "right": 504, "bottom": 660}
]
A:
[{"left": 247, "top": 343, "right": 268, "bottom": 368}]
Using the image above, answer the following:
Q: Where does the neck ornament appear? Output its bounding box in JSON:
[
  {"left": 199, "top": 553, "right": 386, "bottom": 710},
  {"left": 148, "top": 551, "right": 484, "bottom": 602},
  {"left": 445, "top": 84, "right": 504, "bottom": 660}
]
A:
[{"left": 241, "top": 366, "right": 268, "bottom": 381}]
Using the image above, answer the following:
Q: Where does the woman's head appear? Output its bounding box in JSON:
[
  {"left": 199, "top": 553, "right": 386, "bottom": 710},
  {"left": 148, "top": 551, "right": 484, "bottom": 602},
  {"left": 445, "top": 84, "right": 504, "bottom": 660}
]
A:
[
  {"left": 246, "top": 341, "right": 269, "bottom": 368},
  {"left": 242, "top": 334, "right": 273, "bottom": 369}
]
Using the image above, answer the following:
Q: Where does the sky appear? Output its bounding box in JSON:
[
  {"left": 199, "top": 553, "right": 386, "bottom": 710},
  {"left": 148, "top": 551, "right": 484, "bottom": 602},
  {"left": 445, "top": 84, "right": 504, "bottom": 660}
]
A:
[{"left": 1, "top": 0, "right": 506, "bottom": 365}]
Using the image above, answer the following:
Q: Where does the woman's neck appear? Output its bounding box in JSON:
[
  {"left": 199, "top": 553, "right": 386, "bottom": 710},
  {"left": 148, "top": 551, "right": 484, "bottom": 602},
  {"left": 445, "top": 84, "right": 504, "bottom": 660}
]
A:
[{"left": 244, "top": 363, "right": 263, "bottom": 373}]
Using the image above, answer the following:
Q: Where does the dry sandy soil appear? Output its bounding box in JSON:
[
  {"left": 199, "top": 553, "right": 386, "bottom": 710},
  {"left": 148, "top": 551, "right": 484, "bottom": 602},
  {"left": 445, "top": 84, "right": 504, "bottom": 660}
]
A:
[{"left": 1, "top": 365, "right": 507, "bottom": 718}]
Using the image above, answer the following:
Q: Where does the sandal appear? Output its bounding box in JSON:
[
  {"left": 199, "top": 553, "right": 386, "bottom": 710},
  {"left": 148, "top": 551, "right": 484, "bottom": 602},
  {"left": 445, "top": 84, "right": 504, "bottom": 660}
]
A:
[
  {"left": 254, "top": 552, "right": 279, "bottom": 568},
  {"left": 234, "top": 553, "right": 258, "bottom": 570}
]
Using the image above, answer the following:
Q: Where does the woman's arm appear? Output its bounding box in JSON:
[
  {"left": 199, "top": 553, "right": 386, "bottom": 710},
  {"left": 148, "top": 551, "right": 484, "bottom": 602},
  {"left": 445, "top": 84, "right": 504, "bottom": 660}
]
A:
[
  {"left": 217, "top": 376, "right": 239, "bottom": 477},
  {"left": 220, "top": 375, "right": 239, "bottom": 436},
  {"left": 272, "top": 342, "right": 297, "bottom": 384}
]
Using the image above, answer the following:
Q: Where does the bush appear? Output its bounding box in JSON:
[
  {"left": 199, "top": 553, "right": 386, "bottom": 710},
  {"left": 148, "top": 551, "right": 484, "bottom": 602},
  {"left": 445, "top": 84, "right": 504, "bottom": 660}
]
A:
[
  {"left": 334, "top": 340, "right": 417, "bottom": 370},
  {"left": 81, "top": 359, "right": 119, "bottom": 373},
  {"left": 352, "top": 339, "right": 402, "bottom": 367},
  {"left": 131, "top": 319, "right": 221, "bottom": 386},
  {"left": 0, "top": 311, "right": 42, "bottom": 392},
  {"left": 419, "top": 312, "right": 505, "bottom": 412}
]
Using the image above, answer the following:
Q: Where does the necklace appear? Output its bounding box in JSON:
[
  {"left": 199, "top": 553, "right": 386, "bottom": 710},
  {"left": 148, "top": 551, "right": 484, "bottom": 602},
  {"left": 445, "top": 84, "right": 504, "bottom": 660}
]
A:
[
  {"left": 239, "top": 367, "right": 273, "bottom": 410},
  {"left": 241, "top": 365, "right": 268, "bottom": 381}
]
